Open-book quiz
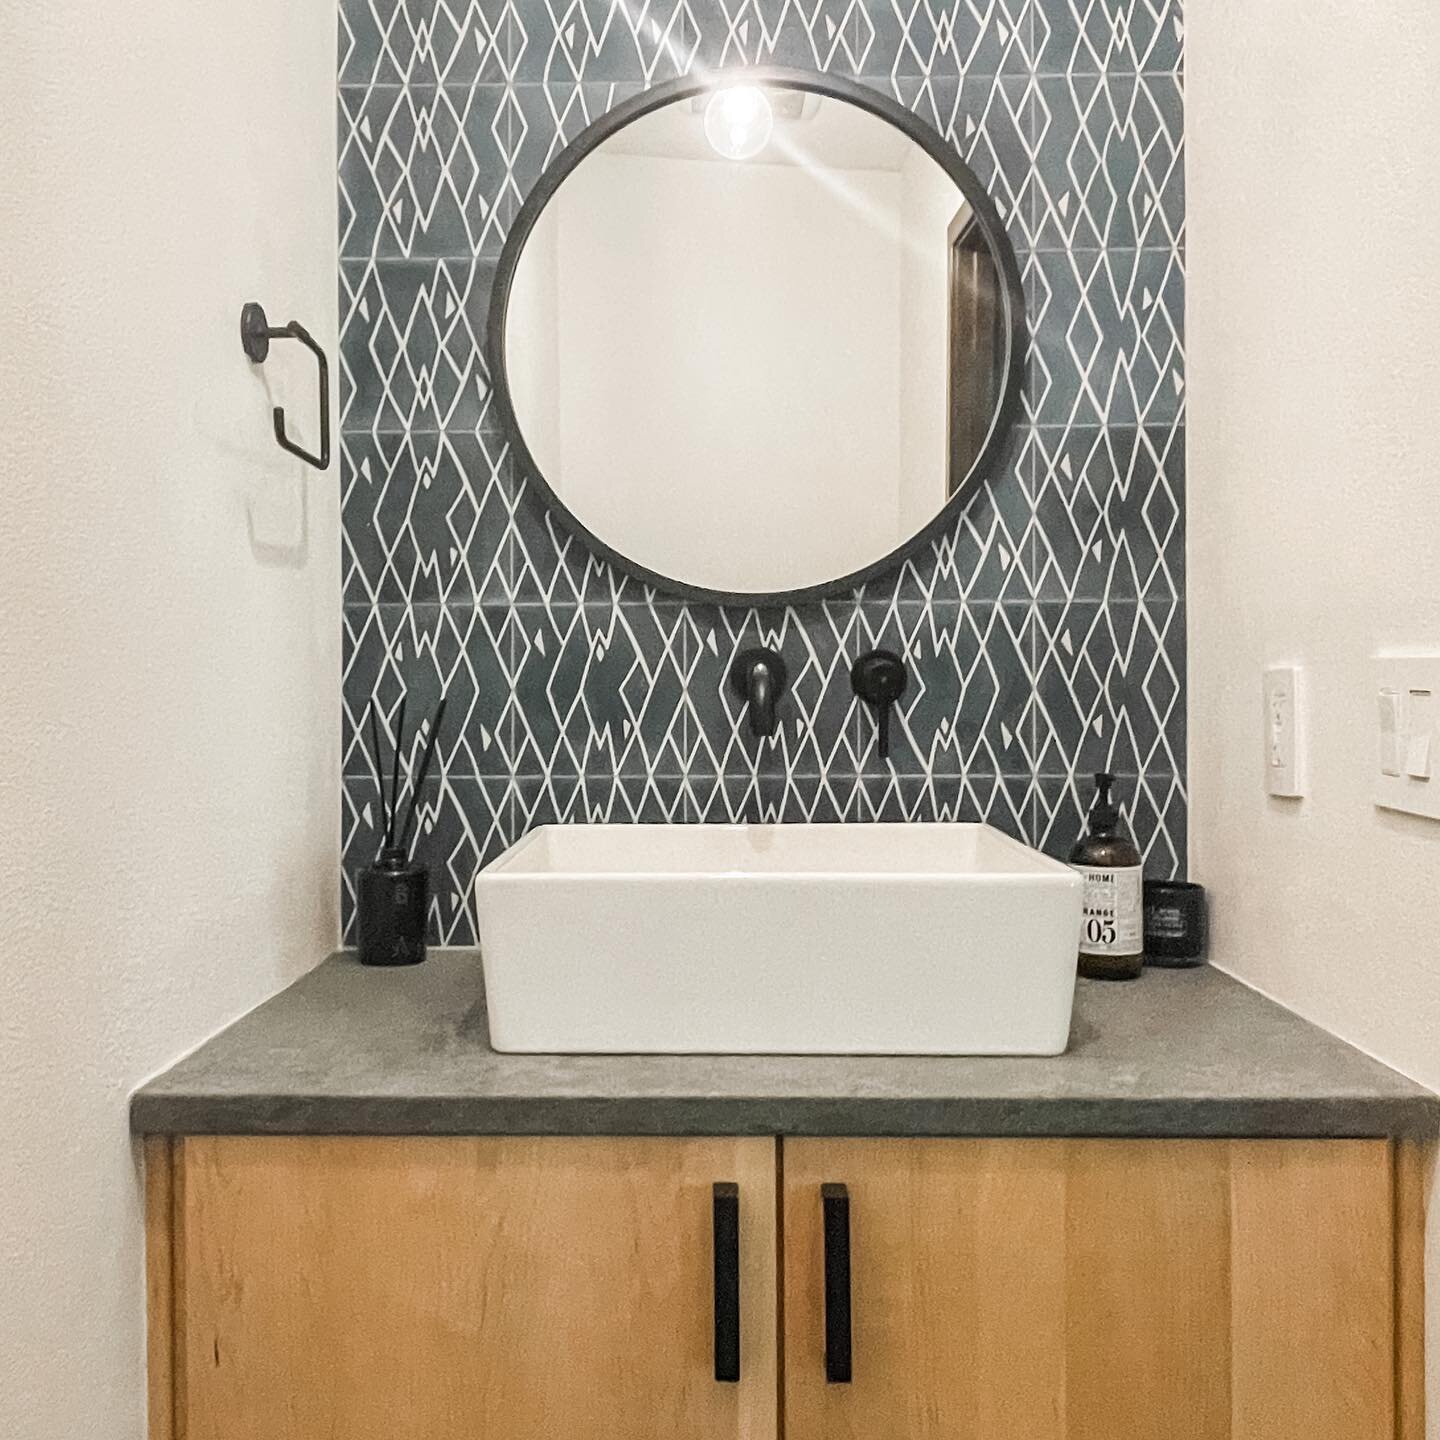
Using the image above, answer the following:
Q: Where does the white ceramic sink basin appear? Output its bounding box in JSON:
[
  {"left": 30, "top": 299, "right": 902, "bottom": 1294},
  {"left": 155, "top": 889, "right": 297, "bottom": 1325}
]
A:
[{"left": 475, "top": 823, "right": 1084, "bottom": 1056}]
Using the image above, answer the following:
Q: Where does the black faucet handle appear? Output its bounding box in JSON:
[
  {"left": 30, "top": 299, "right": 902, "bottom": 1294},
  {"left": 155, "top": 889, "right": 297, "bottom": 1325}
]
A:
[
  {"left": 851, "top": 649, "right": 908, "bottom": 760},
  {"left": 729, "top": 647, "right": 789, "bottom": 740}
]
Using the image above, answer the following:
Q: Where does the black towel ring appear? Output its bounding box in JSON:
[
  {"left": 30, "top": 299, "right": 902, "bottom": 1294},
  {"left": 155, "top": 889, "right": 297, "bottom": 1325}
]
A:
[{"left": 240, "top": 301, "right": 331, "bottom": 472}]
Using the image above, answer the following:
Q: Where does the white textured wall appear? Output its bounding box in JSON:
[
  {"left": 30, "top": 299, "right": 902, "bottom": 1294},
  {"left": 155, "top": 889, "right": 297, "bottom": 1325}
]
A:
[
  {"left": 1187, "top": 3, "right": 1440, "bottom": 1430},
  {"left": 0, "top": 3, "right": 339, "bottom": 1437},
  {"left": 538, "top": 151, "right": 904, "bottom": 593}
]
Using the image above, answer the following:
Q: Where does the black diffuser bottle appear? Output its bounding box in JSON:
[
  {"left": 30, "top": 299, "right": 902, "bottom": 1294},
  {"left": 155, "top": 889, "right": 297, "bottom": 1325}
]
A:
[
  {"left": 358, "top": 692, "right": 447, "bottom": 968},
  {"left": 358, "top": 847, "right": 430, "bottom": 967}
]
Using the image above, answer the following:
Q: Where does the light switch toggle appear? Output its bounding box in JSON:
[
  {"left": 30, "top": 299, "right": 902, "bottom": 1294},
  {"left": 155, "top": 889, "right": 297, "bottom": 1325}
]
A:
[
  {"left": 1375, "top": 656, "right": 1440, "bottom": 821},
  {"left": 1406, "top": 690, "right": 1433, "bottom": 780},
  {"left": 1378, "top": 689, "right": 1404, "bottom": 777}
]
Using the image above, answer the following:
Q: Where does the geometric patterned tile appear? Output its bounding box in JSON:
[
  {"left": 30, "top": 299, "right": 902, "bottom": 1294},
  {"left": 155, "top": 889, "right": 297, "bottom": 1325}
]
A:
[
  {"left": 879, "top": 425, "right": 1039, "bottom": 608},
  {"left": 1029, "top": 425, "right": 1184, "bottom": 601},
  {"left": 505, "top": 601, "right": 692, "bottom": 778},
  {"left": 851, "top": 601, "right": 1035, "bottom": 777},
  {"left": 340, "top": 259, "right": 500, "bottom": 433},
  {"left": 340, "top": 0, "right": 521, "bottom": 86},
  {"left": 514, "top": 771, "right": 688, "bottom": 829},
  {"left": 844, "top": 771, "right": 1036, "bottom": 836},
  {"left": 341, "top": 603, "right": 514, "bottom": 779},
  {"left": 339, "top": 0, "right": 1046, "bottom": 89},
  {"left": 341, "top": 430, "right": 513, "bottom": 604},
  {"left": 339, "top": 83, "right": 641, "bottom": 259},
  {"left": 1025, "top": 245, "right": 1185, "bottom": 426},
  {"left": 507, "top": 0, "right": 712, "bottom": 85},
  {"left": 1033, "top": 0, "right": 1185, "bottom": 78},
  {"left": 336, "top": 0, "right": 1182, "bottom": 89},
  {"left": 675, "top": 603, "right": 862, "bottom": 783},
  {"left": 885, "top": 0, "right": 1037, "bottom": 80},
  {"left": 1028, "top": 596, "right": 1185, "bottom": 777},
  {"left": 504, "top": 485, "right": 657, "bottom": 610},
  {"left": 1032, "top": 73, "right": 1184, "bottom": 251},
  {"left": 691, "top": 768, "right": 1041, "bottom": 832},
  {"left": 336, "top": 0, "right": 1188, "bottom": 940}
]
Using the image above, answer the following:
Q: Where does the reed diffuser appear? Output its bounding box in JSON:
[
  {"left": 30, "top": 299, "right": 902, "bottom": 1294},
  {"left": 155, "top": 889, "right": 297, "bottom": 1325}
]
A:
[{"left": 357, "top": 691, "right": 448, "bottom": 967}]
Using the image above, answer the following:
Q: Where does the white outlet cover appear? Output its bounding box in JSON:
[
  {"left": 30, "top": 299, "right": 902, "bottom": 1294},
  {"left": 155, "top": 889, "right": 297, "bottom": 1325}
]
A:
[{"left": 1263, "top": 665, "right": 1304, "bottom": 798}]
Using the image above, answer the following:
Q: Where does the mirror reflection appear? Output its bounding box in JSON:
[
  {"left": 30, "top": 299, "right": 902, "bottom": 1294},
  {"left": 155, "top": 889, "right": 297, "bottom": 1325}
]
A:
[{"left": 504, "top": 81, "right": 1013, "bottom": 596}]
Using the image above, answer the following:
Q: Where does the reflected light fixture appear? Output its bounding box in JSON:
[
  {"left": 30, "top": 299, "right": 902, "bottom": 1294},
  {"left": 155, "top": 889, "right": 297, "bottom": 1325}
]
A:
[{"left": 704, "top": 85, "right": 773, "bottom": 160}]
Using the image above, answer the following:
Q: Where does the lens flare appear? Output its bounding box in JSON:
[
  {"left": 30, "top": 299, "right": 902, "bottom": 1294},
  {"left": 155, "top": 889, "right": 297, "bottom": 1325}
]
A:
[{"left": 704, "top": 85, "right": 773, "bottom": 160}]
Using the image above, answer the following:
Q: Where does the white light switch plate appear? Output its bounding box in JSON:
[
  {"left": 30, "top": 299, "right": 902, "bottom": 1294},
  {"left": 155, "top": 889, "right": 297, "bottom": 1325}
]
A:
[
  {"left": 1263, "top": 665, "right": 1304, "bottom": 797},
  {"left": 1375, "top": 655, "right": 1440, "bottom": 820}
]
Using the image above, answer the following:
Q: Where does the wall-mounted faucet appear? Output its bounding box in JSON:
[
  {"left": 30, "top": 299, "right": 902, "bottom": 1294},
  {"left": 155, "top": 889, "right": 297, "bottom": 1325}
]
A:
[
  {"left": 852, "top": 649, "right": 908, "bottom": 760},
  {"left": 729, "top": 647, "right": 788, "bottom": 739}
]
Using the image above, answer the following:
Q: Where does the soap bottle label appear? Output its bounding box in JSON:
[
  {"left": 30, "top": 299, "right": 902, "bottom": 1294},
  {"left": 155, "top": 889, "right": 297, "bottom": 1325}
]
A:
[{"left": 1076, "top": 866, "right": 1144, "bottom": 956}]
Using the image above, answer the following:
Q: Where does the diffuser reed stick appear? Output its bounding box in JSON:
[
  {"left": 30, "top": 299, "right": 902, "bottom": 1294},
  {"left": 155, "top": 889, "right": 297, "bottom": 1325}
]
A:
[
  {"left": 396, "top": 695, "right": 448, "bottom": 859},
  {"left": 366, "top": 700, "right": 390, "bottom": 852},
  {"left": 384, "top": 695, "right": 406, "bottom": 850}
]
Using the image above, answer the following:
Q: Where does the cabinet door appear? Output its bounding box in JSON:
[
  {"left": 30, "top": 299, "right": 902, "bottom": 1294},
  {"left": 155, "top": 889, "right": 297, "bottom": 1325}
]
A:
[
  {"left": 169, "top": 1136, "right": 776, "bottom": 1440},
  {"left": 782, "top": 1139, "right": 1396, "bottom": 1440}
]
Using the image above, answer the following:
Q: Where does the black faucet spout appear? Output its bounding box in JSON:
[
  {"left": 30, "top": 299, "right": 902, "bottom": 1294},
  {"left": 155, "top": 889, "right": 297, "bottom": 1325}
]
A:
[
  {"left": 729, "top": 647, "right": 788, "bottom": 740},
  {"left": 750, "top": 663, "right": 776, "bottom": 736}
]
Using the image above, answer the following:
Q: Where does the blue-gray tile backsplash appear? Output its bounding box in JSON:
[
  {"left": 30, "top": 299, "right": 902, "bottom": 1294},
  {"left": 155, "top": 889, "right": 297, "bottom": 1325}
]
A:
[{"left": 337, "top": 0, "right": 1187, "bottom": 944}]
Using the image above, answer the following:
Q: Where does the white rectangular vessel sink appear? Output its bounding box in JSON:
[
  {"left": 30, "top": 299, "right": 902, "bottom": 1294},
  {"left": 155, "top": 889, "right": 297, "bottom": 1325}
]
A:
[{"left": 476, "top": 823, "right": 1084, "bottom": 1057}]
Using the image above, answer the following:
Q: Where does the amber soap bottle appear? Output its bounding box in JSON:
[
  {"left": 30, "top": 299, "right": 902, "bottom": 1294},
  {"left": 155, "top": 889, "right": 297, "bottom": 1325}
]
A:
[{"left": 1069, "top": 773, "right": 1145, "bottom": 981}]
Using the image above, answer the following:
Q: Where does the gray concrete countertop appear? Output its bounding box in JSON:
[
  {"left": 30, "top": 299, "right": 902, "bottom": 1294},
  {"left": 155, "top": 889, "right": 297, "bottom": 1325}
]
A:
[{"left": 130, "top": 951, "right": 1440, "bottom": 1138}]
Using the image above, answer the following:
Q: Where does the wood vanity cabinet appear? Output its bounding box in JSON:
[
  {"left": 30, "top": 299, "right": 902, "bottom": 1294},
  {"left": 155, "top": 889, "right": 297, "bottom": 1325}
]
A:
[
  {"left": 146, "top": 1135, "right": 1426, "bottom": 1440},
  {"left": 782, "top": 1139, "right": 1420, "bottom": 1440},
  {"left": 146, "top": 1137, "right": 778, "bottom": 1440}
]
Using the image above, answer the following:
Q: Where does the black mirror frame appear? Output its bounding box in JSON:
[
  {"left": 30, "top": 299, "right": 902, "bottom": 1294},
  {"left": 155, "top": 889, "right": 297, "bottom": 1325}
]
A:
[{"left": 486, "top": 67, "right": 1027, "bottom": 608}]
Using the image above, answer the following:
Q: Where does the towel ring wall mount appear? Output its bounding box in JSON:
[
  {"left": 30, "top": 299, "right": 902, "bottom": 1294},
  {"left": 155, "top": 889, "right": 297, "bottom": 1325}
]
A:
[{"left": 240, "top": 301, "right": 331, "bottom": 472}]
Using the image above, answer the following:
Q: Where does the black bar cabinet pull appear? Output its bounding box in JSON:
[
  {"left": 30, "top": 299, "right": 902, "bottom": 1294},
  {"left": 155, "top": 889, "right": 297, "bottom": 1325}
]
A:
[
  {"left": 713, "top": 1182, "right": 740, "bottom": 1383},
  {"left": 240, "top": 301, "right": 332, "bottom": 471},
  {"left": 822, "top": 1182, "right": 852, "bottom": 1384}
]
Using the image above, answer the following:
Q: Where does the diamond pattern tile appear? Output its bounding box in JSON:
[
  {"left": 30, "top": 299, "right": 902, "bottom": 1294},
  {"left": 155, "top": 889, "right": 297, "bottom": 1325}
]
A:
[
  {"left": 340, "top": 0, "right": 1048, "bottom": 88},
  {"left": 340, "top": 0, "right": 524, "bottom": 84},
  {"left": 1025, "top": 244, "right": 1184, "bottom": 426},
  {"left": 337, "top": 0, "right": 1187, "bottom": 942},
  {"left": 339, "top": 259, "right": 499, "bottom": 433},
  {"left": 1027, "top": 595, "right": 1185, "bottom": 778},
  {"left": 855, "top": 601, "right": 1035, "bottom": 777},
  {"left": 505, "top": 602, "right": 691, "bottom": 777},
  {"left": 1029, "top": 424, "right": 1183, "bottom": 601},
  {"left": 342, "top": 603, "right": 514, "bottom": 779},
  {"left": 342, "top": 430, "right": 513, "bottom": 604},
  {"left": 1033, "top": 72, "right": 1184, "bottom": 251},
  {"left": 1033, "top": 0, "right": 1184, "bottom": 77},
  {"left": 340, "top": 82, "right": 642, "bottom": 259}
]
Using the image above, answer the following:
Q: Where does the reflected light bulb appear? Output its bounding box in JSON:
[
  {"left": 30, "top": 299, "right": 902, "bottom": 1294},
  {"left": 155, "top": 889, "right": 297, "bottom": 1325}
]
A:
[{"left": 704, "top": 85, "right": 773, "bottom": 160}]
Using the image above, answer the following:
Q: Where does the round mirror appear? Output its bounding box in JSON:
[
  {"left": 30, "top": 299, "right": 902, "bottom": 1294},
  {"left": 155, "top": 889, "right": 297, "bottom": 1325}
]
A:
[{"left": 491, "top": 71, "right": 1024, "bottom": 603}]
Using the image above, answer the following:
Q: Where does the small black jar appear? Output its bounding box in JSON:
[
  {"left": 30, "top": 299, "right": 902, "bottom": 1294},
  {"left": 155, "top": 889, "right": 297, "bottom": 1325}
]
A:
[
  {"left": 357, "top": 847, "right": 430, "bottom": 966},
  {"left": 1143, "top": 880, "right": 1207, "bottom": 967}
]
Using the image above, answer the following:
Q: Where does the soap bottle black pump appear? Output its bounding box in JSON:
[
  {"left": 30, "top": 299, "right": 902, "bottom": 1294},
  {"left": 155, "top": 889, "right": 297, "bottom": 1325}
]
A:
[{"left": 1069, "top": 772, "right": 1145, "bottom": 981}]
